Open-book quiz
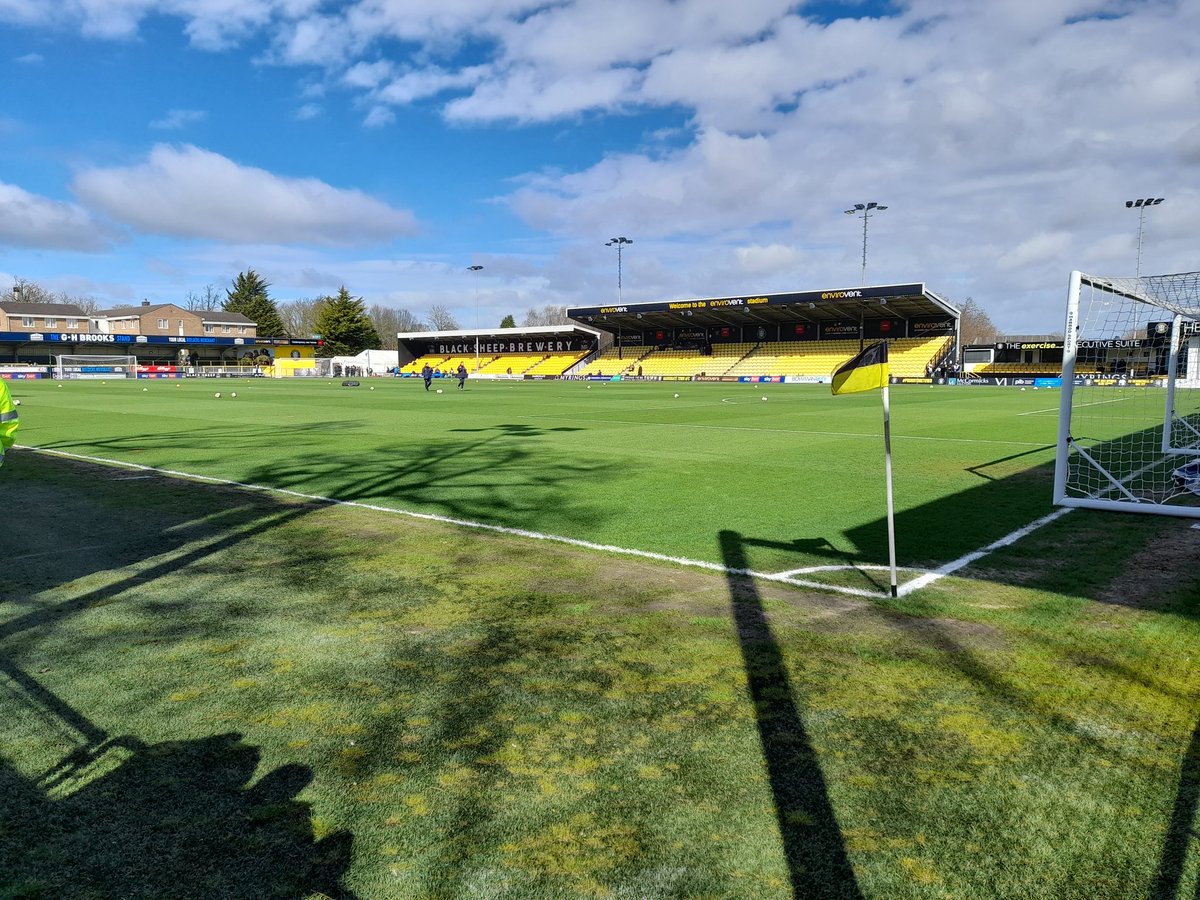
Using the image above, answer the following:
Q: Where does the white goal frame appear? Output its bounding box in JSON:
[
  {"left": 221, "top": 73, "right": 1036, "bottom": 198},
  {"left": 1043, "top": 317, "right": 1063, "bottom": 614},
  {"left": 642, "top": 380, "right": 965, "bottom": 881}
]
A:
[
  {"left": 53, "top": 354, "right": 139, "bottom": 380},
  {"left": 1053, "top": 271, "right": 1200, "bottom": 518}
]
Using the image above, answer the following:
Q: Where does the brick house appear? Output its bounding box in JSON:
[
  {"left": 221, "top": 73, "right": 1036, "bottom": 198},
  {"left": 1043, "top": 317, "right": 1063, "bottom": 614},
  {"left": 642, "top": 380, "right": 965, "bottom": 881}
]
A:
[
  {"left": 93, "top": 301, "right": 257, "bottom": 338},
  {"left": 0, "top": 301, "right": 93, "bottom": 334}
]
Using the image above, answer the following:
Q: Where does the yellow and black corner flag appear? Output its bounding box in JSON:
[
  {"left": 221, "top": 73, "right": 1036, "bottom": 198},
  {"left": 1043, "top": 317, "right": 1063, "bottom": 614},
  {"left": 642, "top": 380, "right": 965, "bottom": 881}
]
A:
[{"left": 831, "top": 341, "right": 889, "bottom": 395}]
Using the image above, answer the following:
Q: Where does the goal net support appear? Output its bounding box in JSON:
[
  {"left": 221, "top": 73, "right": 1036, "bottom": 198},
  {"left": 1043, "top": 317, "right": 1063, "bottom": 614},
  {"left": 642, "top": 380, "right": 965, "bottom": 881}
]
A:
[
  {"left": 53, "top": 355, "right": 139, "bottom": 380},
  {"left": 1054, "top": 271, "right": 1200, "bottom": 517}
]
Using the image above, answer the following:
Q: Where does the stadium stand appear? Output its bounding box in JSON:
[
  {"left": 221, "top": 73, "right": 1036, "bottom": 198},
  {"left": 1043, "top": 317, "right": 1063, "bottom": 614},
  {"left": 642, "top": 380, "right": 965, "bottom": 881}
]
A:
[
  {"left": 587, "top": 336, "right": 949, "bottom": 380},
  {"left": 477, "top": 352, "right": 542, "bottom": 374},
  {"left": 572, "top": 346, "right": 653, "bottom": 377},
  {"left": 525, "top": 352, "right": 590, "bottom": 375},
  {"left": 400, "top": 355, "right": 445, "bottom": 373}
]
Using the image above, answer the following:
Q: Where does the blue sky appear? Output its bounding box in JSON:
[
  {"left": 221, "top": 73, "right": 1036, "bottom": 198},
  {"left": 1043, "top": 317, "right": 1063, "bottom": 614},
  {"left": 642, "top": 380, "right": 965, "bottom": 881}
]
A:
[{"left": 1, "top": 0, "right": 1197, "bottom": 333}]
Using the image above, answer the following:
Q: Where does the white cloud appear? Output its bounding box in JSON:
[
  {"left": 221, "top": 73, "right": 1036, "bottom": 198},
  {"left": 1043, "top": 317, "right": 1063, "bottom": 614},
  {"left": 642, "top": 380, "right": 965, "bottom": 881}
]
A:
[
  {"left": 294, "top": 102, "right": 322, "bottom": 120},
  {"left": 72, "top": 144, "right": 419, "bottom": 245},
  {"left": 735, "top": 244, "right": 800, "bottom": 277},
  {"left": 6, "top": 0, "right": 1200, "bottom": 332},
  {"left": 150, "top": 108, "right": 207, "bottom": 129},
  {"left": 363, "top": 105, "right": 395, "bottom": 127},
  {"left": 0, "top": 181, "right": 111, "bottom": 251},
  {"left": 14, "top": 51, "right": 44, "bottom": 64},
  {"left": 343, "top": 59, "right": 393, "bottom": 89}
]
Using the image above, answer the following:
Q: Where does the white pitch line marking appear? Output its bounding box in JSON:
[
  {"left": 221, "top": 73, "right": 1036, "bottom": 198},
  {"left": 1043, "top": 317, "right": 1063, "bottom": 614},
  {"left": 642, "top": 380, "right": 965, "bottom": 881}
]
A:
[
  {"left": 23, "top": 445, "right": 896, "bottom": 598},
  {"left": 1018, "top": 396, "right": 1131, "bottom": 417},
  {"left": 18, "top": 446, "right": 1074, "bottom": 601},
  {"left": 896, "top": 507, "right": 1074, "bottom": 596}
]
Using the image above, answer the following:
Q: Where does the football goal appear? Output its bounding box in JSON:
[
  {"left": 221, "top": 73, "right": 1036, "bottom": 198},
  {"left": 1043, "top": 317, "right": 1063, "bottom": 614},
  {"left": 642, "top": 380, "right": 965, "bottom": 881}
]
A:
[
  {"left": 54, "top": 354, "right": 139, "bottom": 380},
  {"left": 1053, "top": 271, "right": 1200, "bottom": 517}
]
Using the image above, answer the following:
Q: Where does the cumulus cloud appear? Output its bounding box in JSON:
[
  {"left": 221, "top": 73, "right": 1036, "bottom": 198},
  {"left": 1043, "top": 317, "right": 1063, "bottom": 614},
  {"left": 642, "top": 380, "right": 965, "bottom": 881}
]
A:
[
  {"left": 72, "top": 144, "right": 419, "bottom": 245},
  {"left": 7, "top": 0, "right": 1200, "bottom": 330},
  {"left": 0, "top": 181, "right": 112, "bottom": 251}
]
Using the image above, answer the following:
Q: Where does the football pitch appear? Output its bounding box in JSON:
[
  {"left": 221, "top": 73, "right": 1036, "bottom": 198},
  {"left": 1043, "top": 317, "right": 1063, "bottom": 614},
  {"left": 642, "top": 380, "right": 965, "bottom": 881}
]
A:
[
  {"left": 8, "top": 377, "right": 1082, "bottom": 590},
  {"left": 3, "top": 377, "right": 1199, "bottom": 898}
]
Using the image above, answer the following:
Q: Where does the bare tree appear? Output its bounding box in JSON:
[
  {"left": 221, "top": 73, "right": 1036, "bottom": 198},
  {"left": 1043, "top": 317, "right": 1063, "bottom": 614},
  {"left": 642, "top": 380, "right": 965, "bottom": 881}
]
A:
[
  {"left": 10, "top": 277, "right": 99, "bottom": 314},
  {"left": 278, "top": 297, "right": 326, "bottom": 339},
  {"left": 957, "top": 296, "right": 1001, "bottom": 346},
  {"left": 184, "top": 284, "right": 223, "bottom": 311},
  {"left": 521, "top": 304, "right": 569, "bottom": 327},
  {"left": 368, "top": 305, "right": 425, "bottom": 349},
  {"left": 426, "top": 304, "right": 459, "bottom": 331}
]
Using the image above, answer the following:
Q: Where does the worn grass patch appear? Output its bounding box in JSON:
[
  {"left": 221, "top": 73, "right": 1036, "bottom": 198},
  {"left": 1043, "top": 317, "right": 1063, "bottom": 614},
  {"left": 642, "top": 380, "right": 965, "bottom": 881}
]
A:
[{"left": 2, "top": 402, "right": 1199, "bottom": 898}]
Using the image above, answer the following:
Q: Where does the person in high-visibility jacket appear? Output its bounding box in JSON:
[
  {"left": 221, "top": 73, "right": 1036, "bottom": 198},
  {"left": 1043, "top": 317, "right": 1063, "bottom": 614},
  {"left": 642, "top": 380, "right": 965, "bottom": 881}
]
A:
[{"left": 0, "top": 378, "right": 19, "bottom": 468}]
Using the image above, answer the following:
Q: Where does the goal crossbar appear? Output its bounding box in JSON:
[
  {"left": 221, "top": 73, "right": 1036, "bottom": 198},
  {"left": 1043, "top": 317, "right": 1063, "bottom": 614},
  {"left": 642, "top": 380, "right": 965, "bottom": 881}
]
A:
[{"left": 54, "top": 354, "right": 139, "bottom": 380}]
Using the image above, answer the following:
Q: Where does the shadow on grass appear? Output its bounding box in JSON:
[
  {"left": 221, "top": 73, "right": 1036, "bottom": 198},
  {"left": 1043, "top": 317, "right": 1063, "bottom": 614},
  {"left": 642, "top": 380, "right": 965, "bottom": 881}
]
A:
[
  {"left": 30, "top": 417, "right": 614, "bottom": 537},
  {"left": 0, "top": 727, "right": 355, "bottom": 900},
  {"left": 1154, "top": 714, "right": 1200, "bottom": 900},
  {"left": 720, "top": 530, "right": 863, "bottom": 899}
]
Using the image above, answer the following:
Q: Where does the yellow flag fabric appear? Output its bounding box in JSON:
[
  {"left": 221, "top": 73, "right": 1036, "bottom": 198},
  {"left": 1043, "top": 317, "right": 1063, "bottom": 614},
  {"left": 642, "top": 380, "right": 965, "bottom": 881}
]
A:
[{"left": 831, "top": 341, "right": 889, "bottom": 395}]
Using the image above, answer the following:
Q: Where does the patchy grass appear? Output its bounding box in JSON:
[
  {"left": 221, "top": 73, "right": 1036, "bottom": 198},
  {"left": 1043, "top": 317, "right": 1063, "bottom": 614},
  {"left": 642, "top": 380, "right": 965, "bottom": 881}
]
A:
[{"left": 2, "top": 452, "right": 1198, "bottom": 898}]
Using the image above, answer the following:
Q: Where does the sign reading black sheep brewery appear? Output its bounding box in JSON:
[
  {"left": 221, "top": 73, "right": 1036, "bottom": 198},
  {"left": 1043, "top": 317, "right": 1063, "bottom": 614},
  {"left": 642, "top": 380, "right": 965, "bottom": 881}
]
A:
[{"left": 427, "top": 336, "right": 594, "bottom": 354}]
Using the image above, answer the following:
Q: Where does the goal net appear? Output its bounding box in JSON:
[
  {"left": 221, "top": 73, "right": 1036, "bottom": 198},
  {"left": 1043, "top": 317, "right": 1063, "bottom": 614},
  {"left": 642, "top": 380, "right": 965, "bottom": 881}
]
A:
[
  {"left": 54, "top": 355, "right": 139, "bottom": 380},
  {"left": 1053, "top": 271, "right": 1200, "bottom": 517}
]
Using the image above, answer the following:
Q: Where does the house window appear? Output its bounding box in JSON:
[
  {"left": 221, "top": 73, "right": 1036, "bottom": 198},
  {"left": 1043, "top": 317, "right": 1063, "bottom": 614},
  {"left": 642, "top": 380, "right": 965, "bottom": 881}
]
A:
[
  {"left": 204, "top": 324, "right": 214, "bottom": 333},
  {"left": 238, "top": 326, "right": 246, "bottom": 334},
  {"left": 22, "top": 317, "right": 33, "bottom": 327},
  {"left": 158, "top": 318, "right": 168, "bottom": 329},
  {"left": 222, "top": 325, "right": 230, "bottom": 334},
  {"left": 44, "top": 318, "right": 58, "bottom": 327},
  {"left": 66, "top": 319, "right": 78, "bottom": 328}
]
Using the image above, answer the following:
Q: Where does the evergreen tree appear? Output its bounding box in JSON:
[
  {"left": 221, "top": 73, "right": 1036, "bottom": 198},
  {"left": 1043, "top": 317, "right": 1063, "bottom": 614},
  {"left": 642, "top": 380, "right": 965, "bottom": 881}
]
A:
[
  {"left": 313, "top": 286, "right": 381, "bottom": 358},
  {"left": 500, "top": 314, "right": 516, "bottom": 328},
  {"left": 224, "top": 270, "right": 286, "bottom": 337}
]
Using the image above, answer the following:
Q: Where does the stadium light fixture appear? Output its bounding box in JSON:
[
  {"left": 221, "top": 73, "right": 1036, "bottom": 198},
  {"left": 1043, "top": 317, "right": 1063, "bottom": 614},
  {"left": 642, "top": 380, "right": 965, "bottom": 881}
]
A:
[
  {"left": 605, "top": 237, "right": 633, "bottom": 304},
  {"left": 468, "top": 264, "right": 484, "bottom": 371},
  {"left": 844, "top": 201, "right": 888, "bottom": 286},
  {"left": 1124, "top": 198, "right": 1165, "bottom": 277}
]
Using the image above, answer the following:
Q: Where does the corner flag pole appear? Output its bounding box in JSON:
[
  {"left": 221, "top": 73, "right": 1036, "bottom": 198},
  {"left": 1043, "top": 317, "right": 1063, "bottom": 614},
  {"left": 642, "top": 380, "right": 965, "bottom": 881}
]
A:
[
  {"left": 831, "top": 340, "right": 899, "bottom": 597},
  {"left": 881, "top": 382, "right": 899, "bottom": 598}
]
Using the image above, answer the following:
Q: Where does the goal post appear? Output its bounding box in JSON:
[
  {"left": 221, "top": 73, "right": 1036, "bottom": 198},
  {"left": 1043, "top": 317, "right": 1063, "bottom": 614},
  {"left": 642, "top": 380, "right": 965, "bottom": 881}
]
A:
[
  {"left": 1054, "top": 271, "right": 1200, "bottom": 517},
  {"left": 53, "top": 355, "right": 139, "bottom": 380}
]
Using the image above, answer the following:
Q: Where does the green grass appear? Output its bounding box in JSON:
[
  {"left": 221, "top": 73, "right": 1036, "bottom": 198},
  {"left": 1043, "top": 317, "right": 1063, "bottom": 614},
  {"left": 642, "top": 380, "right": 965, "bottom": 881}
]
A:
[
  {"left": 10, "top": 378, "right": 1069, "bottom": 583},
  {"left": 3, "top": 378, "right": 1199, "bottom": 898}
]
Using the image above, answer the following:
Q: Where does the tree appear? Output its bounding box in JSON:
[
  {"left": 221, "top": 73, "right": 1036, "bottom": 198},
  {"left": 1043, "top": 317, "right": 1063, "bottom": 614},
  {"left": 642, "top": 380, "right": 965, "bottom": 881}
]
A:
[
  {"left": 278, "top": 297, "right": 327, "bottom": 339},
  {"left": 224, "top": 270, "right": 286, "bottom": 337},
  {"left": 313, "top": 286, "right": 381, "bottom": 358},
  {"left": 184, "top": 284, "right": 223, "bottom": 311},
  {"left": 368, "top": 305, "right": 425, "bottom": 350},
  {"left": 522, "top": 304, "right": 569, "bottom": 327},
  {"left": 500, "top": 314, "right": 516, "bottom": 328},
  {"left": 10, "top": 278, "right": 99, "bottom": 314},
  {"left": 957, "top": 296, "right": 1001, "bottom": 346},
  {"left": 426, "top": 304, "right": 459, "bottom": 331}
]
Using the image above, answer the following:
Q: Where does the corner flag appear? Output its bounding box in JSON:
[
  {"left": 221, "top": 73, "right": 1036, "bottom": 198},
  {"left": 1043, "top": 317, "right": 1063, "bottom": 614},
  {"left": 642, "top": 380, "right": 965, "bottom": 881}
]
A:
[
  {"left": 831, "top": 340, "right": 899, "bottom": 597},
  {"left": 831, "top": 341, "right": 888, "bottom": 395}
]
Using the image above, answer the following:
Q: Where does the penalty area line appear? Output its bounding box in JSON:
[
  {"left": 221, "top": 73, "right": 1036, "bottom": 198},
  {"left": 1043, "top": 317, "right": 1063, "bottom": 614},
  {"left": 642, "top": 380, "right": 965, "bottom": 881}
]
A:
[{"left": 22, "top": 445, "right": 891, "bottom": 600}]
